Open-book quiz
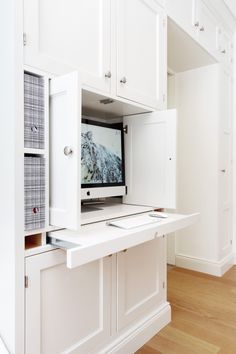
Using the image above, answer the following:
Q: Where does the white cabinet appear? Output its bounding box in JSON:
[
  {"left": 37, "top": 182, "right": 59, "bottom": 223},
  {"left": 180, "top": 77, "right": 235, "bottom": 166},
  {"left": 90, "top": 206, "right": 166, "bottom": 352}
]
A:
[
  {"left": 116, "top": 0, "right": 167, "bottom": 109},
  {"left": 123, "top": 110, "right": 176, "bottom": 208},
  {"left": 24, "top": 0, "right": 166, "bottom": 109},
  {"left": 218, "top": 68, "right": 233, "bottom": 259},
  {"left": 217, "top": 27, "right": 233, "bottom": 67},
  {"left": 49, "top": 72, "right": 81, "bottom": 230},
  {"left": 25, "top": 250, "right": 112, "bottom": 354},
  {"left": 166, "top": 0, "right": 197, "bottom": 37},
  {"left": 117, "top": 237, "right": 166, "bottom": 330},
  {"left": 195, "top": 0, "right": 219, "bottom": 57},
  {"left": 24, "top": 0, "right": 112, "bottom": 94}
]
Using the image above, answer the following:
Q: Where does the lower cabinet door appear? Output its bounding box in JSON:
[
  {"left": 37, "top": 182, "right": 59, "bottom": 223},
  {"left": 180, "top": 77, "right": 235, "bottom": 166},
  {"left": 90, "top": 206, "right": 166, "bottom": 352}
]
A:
[
  {"left": 25, "top": 249, "right": 112, "bottom": 354},
  {"left": 117, "top": 237, "right": 166, "bottom": 331}
]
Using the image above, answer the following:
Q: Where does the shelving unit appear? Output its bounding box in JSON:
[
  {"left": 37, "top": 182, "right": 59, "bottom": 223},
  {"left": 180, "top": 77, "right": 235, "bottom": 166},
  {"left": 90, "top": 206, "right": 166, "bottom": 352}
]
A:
[{"left": 24, "top": 69, "right": 50, "bottom": 249}]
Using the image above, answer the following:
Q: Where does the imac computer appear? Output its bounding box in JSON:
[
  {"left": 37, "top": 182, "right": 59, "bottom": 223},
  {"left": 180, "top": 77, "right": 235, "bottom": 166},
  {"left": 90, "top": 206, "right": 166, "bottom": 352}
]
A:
[{"left": 81, "top": 118, "right": 126, "bottom": 201}]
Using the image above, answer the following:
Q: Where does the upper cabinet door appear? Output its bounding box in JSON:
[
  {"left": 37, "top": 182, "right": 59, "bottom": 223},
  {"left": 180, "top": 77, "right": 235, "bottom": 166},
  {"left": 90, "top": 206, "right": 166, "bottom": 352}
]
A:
[
  {"left": 166, "top": 0, "right": 197, "bottom": 37},
  {"left": 50, "top": 71, "right": 81, "bottom": 230},
  {"left": 123, "top": 110, "right": 177, "bottom": 209},
  {"left": 24, "top": 0, "right": 111, "bottom": 94},
  {"left": 116, "top": 0, "right": 166, "bottom": 109},
  {"left": 195, "top": 0, "right": 219, "bottom": 56}
]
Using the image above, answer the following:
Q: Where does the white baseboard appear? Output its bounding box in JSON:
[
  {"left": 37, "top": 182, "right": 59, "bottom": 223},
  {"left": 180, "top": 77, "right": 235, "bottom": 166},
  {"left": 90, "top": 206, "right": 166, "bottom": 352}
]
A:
[
  {"left": 175, "top": 253, "right": 234, "bottom": 276},
  {"left": 99, "top": 303, "right": 171, "bottom": 354},
  {"left": 233, "top": 253, "right": 236, "bottom": 265}
]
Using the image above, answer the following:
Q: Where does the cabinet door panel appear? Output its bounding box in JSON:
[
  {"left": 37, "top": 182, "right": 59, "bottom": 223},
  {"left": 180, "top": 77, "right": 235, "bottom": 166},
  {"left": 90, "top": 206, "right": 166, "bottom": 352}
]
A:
[
  {"left": 123, "top": 110, "right": 177, "bottom": 209},
  {"left": 25, "top": 250, "right": 111, "bottom": 354},
  {"left": 167, "top": 0, "right": 197, "bottom": 36},
  {"left": 218, "top": 69, "right": 232, "bottom": 258},
  {"left": 49, "top": 71, "right": 81, "bottom": 230},
  {"left": 117, "top": 238, "right": 166, "bottom": 330},
  {"left": 117, "top": 0, "right": 166, "bottom": 108},
  {"left": 197, "top": 0, "right": 218, "bottom": 56},
  {"left": 24, "top": 0, "right": 111, "bottom": 93}
]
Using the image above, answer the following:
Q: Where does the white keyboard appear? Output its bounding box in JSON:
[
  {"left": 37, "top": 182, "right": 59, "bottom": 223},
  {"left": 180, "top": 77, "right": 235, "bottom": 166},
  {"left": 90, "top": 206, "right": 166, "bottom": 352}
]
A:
[{"left": 107, "top": 214, "right": 164, "bottom": 230}]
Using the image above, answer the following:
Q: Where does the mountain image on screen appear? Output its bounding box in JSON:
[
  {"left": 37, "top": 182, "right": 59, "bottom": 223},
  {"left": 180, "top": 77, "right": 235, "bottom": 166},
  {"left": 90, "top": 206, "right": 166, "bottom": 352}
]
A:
[{"left": 81, "top": 130, "right": 123, "bottom": 184}]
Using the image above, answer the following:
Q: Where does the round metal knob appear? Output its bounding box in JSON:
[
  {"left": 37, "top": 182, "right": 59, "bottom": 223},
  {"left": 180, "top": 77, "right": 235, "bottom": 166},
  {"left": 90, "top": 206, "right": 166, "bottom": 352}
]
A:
[
  {"left": 105, "top": 71, "right": 111, "bottom": 78},
  {"left": 221, "top": 169, "right": 226, "bottom": 173},
  {"left": 194, "top": 21, "right": 199, "bottom": 27},
  {"left": 64, "top": 146, "right": 73, "bottom": 156},
  {"left": 221, "top": 49, "right": 226, "bottom": 54},
  {"left": 199, "top": 26, "right": 205, "bottom": 31},
  {"left": 31, "top": 125, "right": 38, "bottom": 133},
  {"left": 120, "top": 77, "right": 127, "bottom": 84}
]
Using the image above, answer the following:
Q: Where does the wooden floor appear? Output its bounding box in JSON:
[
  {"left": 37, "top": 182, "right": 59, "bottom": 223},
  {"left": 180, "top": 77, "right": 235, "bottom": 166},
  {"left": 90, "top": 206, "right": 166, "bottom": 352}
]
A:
[{"left": 136, "top": 266, "right": 236, "bottom": 354}]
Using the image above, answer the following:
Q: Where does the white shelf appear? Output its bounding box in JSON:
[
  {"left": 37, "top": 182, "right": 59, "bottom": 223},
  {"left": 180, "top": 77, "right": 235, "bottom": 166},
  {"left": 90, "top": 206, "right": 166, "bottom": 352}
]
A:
[
  {"left": 25, "top": 225, "right": 63, "bottom": 237},
  {"left": 25, "top": 244, "right": 57, "bottom": 258},
  {"left": 24, "top": 148, "right": 45, "bottom": 155}
]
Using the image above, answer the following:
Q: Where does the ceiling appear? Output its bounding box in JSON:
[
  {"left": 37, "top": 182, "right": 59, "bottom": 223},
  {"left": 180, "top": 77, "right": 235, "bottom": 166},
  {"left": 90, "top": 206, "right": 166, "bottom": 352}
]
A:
[{"left": 223, "top": 0, "right": 236, "bottom": 20}]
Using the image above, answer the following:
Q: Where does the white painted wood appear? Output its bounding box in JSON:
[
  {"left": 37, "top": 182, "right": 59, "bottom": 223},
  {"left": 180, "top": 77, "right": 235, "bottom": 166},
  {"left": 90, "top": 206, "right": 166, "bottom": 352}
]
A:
[
  {"left": 196, "top": 0, "right": 219, "bottom": 57},
  {"left": 217, "top": 26, "right": 233, "bottom": 67},
  {"left": 0, "top": 1, "right": 24, "bottom": 353},
  {"left": 168, "top": 18, "right": 216, "bottom": 74},
  {"left": 123, "top": 110, "right": 177, "bottom": 209},
  {"left": 116, "top": 0, "right": 166, "bottom": 109},
  {"left": 49, "top": 212, "right": 199, "bottom": 268},
  {"left": 218, "top": 68, "right": 233, "bottom": 259},
  {"left": 24, "top": 0, "right": 111, "bottom": 93},
  {"left": 117, "top": 238, "right": 166, "bottom": 330},
  {"left": 49, "top": 71, "right": 81, "bottom": 230},
  {"left": 25, "top": 250, "right": 112, "bottom": 354},
  {"left": 174, "top": 64, "right": 233, "bottom": 267},
  {"left": 166, "top": 0, "right": 197, "bottom": 37}
]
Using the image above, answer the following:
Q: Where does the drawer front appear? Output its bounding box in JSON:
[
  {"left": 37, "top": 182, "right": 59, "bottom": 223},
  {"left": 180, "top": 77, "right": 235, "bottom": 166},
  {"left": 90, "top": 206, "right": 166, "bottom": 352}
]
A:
[
  {"left": 24, "top": 189, "right": 45, "bottom": 231},
  {"left": 24, "top": 157, "right": 46, "bottom": 231},
  {"left": 24, "top": 73, "right": 45, "bottom": 149}
]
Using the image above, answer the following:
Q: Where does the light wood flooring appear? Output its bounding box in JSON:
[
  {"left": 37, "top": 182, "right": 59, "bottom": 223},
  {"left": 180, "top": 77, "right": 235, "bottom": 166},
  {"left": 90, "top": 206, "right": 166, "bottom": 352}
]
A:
[{"left": 136, "top": 266, "right": 236, "bottom": 354}]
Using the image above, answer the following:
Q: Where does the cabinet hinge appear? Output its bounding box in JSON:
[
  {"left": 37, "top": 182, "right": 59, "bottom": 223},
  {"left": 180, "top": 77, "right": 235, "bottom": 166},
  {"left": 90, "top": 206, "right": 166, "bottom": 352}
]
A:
[
  {"left": 23, "top": 33, "right": 27, "bottom": 46},
  {"left": 25, "top": 276, "right": 29, "bottom": 288},
  {"left": 163, "top": 281, "right": 165, "bottom": 289},
  {"left": 123, "top": 125, "right": 128, "bottom": 134},
  {"left": 125, "top": 186, "right": 128, "bottom": 195}
]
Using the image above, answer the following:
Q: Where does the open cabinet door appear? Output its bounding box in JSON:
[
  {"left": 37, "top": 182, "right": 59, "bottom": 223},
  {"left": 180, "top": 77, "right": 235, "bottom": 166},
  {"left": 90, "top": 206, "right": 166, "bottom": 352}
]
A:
[
  {"left": 123, "top": 110, "right": 177, "bottom": 209},
  {"left": 49, "top": 71, "right": 81, "bottom": 230}
]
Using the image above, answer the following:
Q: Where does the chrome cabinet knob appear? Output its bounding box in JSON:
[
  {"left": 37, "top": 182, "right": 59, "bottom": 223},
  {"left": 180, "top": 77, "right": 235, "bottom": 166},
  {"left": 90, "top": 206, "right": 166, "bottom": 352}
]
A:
[
  {"left": 221, "top": 169, "right": 226, "bottom": 173},
  {"left": 194, "top": 21, "right": 199, "bottom": 27},
  {"left": 120, "top": 77, "right": 127, "bottom": 84},
  {"left": 199, "top": 26, "right": 205, "bottom": 31},
  {"left": 64, "top": 146, "right": 73, "bottom": 156},
  {"left": 105, "top": 71, "right": 111, "bottom": 78},
  {"left": 221, "top": 49, "right": 226, "bottom": 54}
]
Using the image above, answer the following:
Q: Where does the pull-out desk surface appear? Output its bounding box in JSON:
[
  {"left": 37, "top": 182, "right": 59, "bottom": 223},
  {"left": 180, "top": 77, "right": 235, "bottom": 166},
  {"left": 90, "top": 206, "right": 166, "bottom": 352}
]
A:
[{"left": 49, "top": 207, "right": 199, "bottom": 268}]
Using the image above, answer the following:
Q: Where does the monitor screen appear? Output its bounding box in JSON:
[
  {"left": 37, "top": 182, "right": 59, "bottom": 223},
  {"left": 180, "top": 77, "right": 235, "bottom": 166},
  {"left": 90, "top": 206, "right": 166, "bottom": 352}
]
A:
[{"left": 81, "top": 119, "right": 125, "bottom": 188}]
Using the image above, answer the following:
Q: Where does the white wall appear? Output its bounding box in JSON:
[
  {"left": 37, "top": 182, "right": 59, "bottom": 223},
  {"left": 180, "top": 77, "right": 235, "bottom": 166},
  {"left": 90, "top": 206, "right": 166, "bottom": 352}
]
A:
[{"left": 0, "top": 1, "right": 24, "bottom": 353}]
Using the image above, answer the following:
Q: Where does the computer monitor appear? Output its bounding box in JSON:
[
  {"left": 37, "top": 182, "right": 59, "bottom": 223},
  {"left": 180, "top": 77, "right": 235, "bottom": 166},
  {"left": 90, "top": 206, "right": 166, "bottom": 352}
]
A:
[{"left": 81, "top": 118, "right": 126, "bottom": 200}]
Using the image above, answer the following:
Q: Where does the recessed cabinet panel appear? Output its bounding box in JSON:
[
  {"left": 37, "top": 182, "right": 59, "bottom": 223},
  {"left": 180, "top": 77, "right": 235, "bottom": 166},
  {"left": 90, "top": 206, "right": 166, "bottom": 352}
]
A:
[
  {"left": 24, "top": 0, "right": 111, "bottom": 93},
  {"left": 123, "top": 110, "right": 177, "bottom": 209},
  {"left": 49, "top": 72, "right": 81, "bottom": 230},
  {"left": 25, "top": 250, "right": 112, "bottom": 354},
  {"left": 196, "top": 0, "right": 218, "bottom": 56},
  {"left": 116, "top": 0, "right": 166, "bottom": 108},
  {"left": 166, "top": 0, "right": 197, "bottom": 36},
  {"left": 117, "top": 238, "right": 165, "bottom": 330}
]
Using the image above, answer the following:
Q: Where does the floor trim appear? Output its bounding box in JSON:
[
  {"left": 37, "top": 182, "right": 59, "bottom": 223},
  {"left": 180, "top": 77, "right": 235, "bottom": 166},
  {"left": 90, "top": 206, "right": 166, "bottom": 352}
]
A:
[{"left": 175, "top": 253, "right": 234, "bottom": 276}]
